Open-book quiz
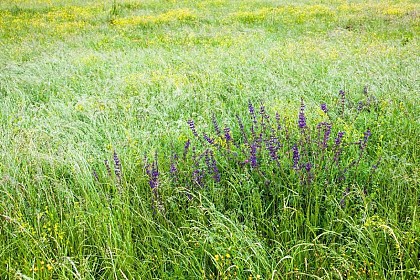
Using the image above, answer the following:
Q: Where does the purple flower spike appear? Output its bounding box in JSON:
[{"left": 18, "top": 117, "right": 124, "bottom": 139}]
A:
[
  {"left": 321, "top": 103, "right": 328, "bottom": 113},
  {"left": 317, "top": 122, "right": 332, "bottom": 149},
  {"left": 305, "top": 162, "right": 312, "bottom": 172},
  {"left": 298, "top": 99, "right": 307, "bottom": 129},
  {"left": 210, "top": 150, "right": 220, "bottom": 182},
  {"left": 236, "top": 114, "right": 248, "bottom": 144},
  {"left": 211, "top": 113, "right": 221, "bottom": 136},
  {"left": 360, "top": 129, "right": 371, "bottom": 150},
  {"left": 113, "top": 150, "right": 122, "bottom": 181},
  {"left": 104, "top": 159, "right": 112, "bottom": 177},
  {"left": 364, "top": 129, "right": 371, "bottom": 142},
  {"left": 292, "top": 144, "right": 300, "bottom": 169},
  {"left": 170, "top": 163, "right": 177, "bottom": 176},
  {"left": 248, "top": 101, "right": 255, "bottom": 115},
  {"left": 250, "top": 142, "right": 257, "bottom": 168},
  {"left": 224, "top": 127, "right": 232, "bottom": 142},
  {"left": 335, "top": 131, "right": 345, "bottom": 146},
  {"left": 275, "top": 112, "right": 281, "bottom": 131},
  {"left": 266, "top": 137, "right": 279, "bottom": 161},
  {"left": 248, "top": 101, "right": 257, "bottom": 124},
  {"left": 146, "top": 158, "right": 159, "bottom": 192},
  {"left": 183, "top": 139, "right": 190, "bottom": 159},
  {"left": 203, "top": 133, "right": 214, "bottom": 145},
  {"left": 187, "top": 120, "right": 199, "bottom": 137}
]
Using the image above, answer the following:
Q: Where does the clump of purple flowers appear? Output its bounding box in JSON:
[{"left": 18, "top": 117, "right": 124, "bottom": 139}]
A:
[{"left": 93, "top": 88, "right": 380, "bottom": 218}]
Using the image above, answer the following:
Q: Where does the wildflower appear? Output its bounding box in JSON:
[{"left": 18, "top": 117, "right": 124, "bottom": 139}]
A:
[
  {"left": 187, "top": 120, "right": 198, "bottom": 137},
  {"left": 362, "top": 129, "right": 371, "bottom": 146},
  {"left": 275, "top": 112, "right": 281, "bottom": 131},
  {"left": 170, "top": 153, "right": 178, "bottom": 180},
  {"left": 224, "top": 127, "right": 232, "bottom": 142},
  {"left": 236, "top": 114, "right": 248, "bottom": 144},
  {"left": 146, "top": 156, "right": 159, "bottom": 191},
  {"left": 183, "top": 139, "right": 190, "bottom": 159},
  {"left": 104, "top": 159, "right": 112, "bottom": 177},
  {"left": 334, "top": 132, "right": 345, "bottom": 164},
  {"left": 305, "top": 162, "right": 312, "bottom": 172},
  {"left": 192, "top": 168, "right": 205, "bottom": 187},
  {"left": 321, "top": 103, "right": 328, "bottom": 113},
  {"left": 113, "top": 150, "right": 122, "bottom": 181},
  {"left": 317, "top": 122, "right": 331, "bottom": 149},
  {"left": 210, "top": 150, "right": 220, "bottom": 182},
  {"left": 211, "top": 113, "right": 221, "bottom": 136},
  {"left": 292, "top": 144, "right": 300, "bottom": 169},
  {"left": 335, "top": 131, "right": 345, "bottom": 146},
  {"left": 357, "top": 101, "right": 364, "bottom": 112},
  {"left": 248, "top": 100, "right": 256, "bottom": 121},
  {"left": 298, "top": 99, "right": 307, "bottom": 129},
  {"left": 203, "top": 133, "right": 214, "bottom": 145},
  {"left": 266, "top": 137, "right": 279, "bottom": 161},
  {"left": 249, "top": 101, "right": 257, "bottom": 139},
  {"left": 250, "top": 142, "right": 257, "bottom": 168}
]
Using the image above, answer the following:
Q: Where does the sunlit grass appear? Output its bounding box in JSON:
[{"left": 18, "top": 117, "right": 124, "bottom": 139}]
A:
[{"left": 0, "top": 0, "right": 419, "bottom": 279}]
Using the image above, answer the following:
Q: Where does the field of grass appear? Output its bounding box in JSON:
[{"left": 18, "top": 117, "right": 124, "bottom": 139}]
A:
[{"left": 0, "top": 0, "right": 419, "bottom": 279}]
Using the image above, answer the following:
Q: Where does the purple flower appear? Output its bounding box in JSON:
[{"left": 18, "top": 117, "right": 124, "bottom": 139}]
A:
[
  {"left": 292, "top": 144, "right": 300, "bottom": 169},
  {"left": 298, "top": 99, "right": 307, "bottom": 129},
  {"left": 250, "top": 142, "right": 257, "bottom": 168},
  {"left": 363, "top": 129, "right": 371, "bottom": 142},
  {"left": 321, "top": 103, "right": 328, "bottom": 113},
  {"left": 187, "top": 120, "right": 198, "bottom": 137},
  {"left": 305, "top": 162, "right": 312, "bottom": 172},
  {"left": 357, "top": 101, "right": 364, "bottom": 112},
  {"left": 209, "top": 150, "right": 220, "bottom": 182},
  {"left": 192, "top": 169, "right": 205, "bottom": 187},
  {"left": 260, "top": 104, "right": 268, "bottom": 120},
  {"left": 104, "top": 159, "right": 112, "bottom": 177},
  {"left": 335, "top": 131, "right": 345, "bottom": 146},
  {"left": 248, "top": 101, "right": 257, "bottom": 125},
  {"left": 275, "top": 112, "right": 281, "bottom": 131},
  {"left": 360, "top": 129, "right": 371, "bottom": 150},
  {"left": 236, "top": 114, "right": 248, "bottom": 144},
  {"left": 317, "top": 122, "right": 332, "bottom": 149},
  {"left": 203, "top": 133, "right": 214, "bottom": 145},
  {"left": 211, "top": 113, "right": 221, "bottom": 136},
  {"left": 183, "top": 139, "right": 190, "bottom": 159},
  {"left": 113, "top": 150, "right": 122, "bottom": 181},
  {"left": 224, "top": 127, "right": 232, "bottom": 142},
  {"left": 248, "top": 101, "right": 255, "bottom": 116},
  {"left": 170, "top": 163, "right": 177, "bottom": 176},
  {"left": 266, "top": 137, "right": 279, "bottom": 161},
  {"left": 146, "top": 159, "right": 159, "bottom": 191},
  {"left": 170, "top": 153, "right": 178, "bottom": 180},
  {"left": 334, "top": 132, "right": 345, "bottom": 164}
]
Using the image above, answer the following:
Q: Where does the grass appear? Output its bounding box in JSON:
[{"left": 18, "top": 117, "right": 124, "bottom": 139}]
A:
[{"left": 0, "top": 0, "right": 419, "bottom": 279}]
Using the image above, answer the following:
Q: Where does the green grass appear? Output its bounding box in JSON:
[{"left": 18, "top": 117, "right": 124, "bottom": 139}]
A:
[{"left": 0, "top": 0, "right": 419, "bottom": 279}]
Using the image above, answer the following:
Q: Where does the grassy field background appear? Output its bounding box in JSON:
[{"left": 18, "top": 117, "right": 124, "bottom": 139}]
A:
[{"left": 0, "top": 0, "right": 419, "bottom": 279}]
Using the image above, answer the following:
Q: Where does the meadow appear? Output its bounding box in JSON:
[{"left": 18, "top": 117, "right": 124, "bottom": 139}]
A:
[{"left": 0, "top": 0, "right": 419, "bottom": 279}]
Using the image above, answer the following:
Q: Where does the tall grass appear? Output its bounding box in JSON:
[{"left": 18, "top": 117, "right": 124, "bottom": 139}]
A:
[{"left": 0, "top": 0, "right": 419, "bottom": 279}]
